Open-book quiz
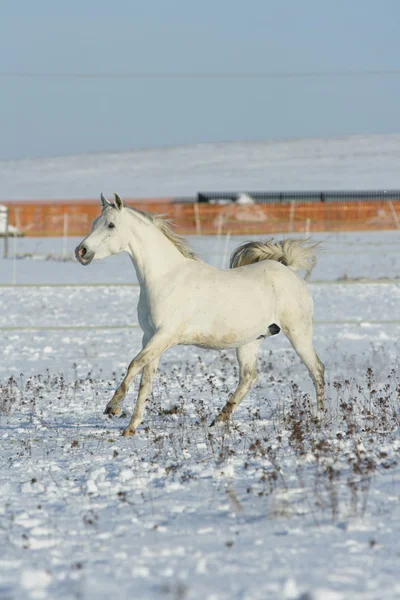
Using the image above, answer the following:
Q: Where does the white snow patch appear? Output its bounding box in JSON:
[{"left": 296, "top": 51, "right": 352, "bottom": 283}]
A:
[{"left": 21, "top": 569, "right": 52, "bottom": 592}]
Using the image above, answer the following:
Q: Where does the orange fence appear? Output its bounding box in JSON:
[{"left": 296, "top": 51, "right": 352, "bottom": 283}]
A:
[{"left": 3, "top": 199, "right": 400, "bottom": 236}]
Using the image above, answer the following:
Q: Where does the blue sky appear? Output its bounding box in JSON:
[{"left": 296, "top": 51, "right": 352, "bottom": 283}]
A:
[{"left": 1, "top": 0, "right": 399, "bottom": 159}]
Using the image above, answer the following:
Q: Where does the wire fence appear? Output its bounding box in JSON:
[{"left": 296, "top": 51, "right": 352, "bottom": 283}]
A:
[
  {"left": 198, "top": 189, "right": 400, "bottom": 203},
  {"left": 2, "top": 198, "right": 400, "bottom": 238}
]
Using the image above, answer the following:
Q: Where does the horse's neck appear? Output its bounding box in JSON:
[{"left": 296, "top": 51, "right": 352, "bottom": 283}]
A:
[{"left": 125, "top": 215, "right": 186, "bottom": 285}]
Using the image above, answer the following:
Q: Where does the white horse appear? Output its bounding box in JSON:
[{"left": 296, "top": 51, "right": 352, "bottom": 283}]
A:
[{"left": 75, "top": 193, "right": 324, "bottom": 436}]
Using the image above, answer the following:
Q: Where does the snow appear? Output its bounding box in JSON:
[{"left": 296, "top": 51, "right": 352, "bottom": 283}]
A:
[
  {"left": 0, "top": 229, "right": 399, "bottom": 285},
  {"left": 235, "top": 193, "right": 255, "bottom": 205},
  {"left": 1, "top": 134, "right": 400, "bottom": 200},
  {"left": 1, "top": 231, "right": 400, "bottom": 599}
]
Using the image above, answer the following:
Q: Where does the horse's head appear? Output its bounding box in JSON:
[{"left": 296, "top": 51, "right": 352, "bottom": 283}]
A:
[{"left": 75, "top": 193, "right": 131, "bottom": 265}]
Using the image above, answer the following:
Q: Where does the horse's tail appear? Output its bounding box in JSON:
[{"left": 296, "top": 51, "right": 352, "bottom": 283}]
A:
[{"left": 229, "top": 238, "right": 319, "bottom": 278}]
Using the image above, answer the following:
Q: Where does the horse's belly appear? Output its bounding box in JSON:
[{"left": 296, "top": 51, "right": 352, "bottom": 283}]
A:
[
  {"left": 189, "top": 338, "right": 242, "bottom": 350},
  {"left": 181, "top": 325, "right": 265, "bottom": 350},
  {"left": 192, "top": 341, "right": 237, "bottom": 350}
]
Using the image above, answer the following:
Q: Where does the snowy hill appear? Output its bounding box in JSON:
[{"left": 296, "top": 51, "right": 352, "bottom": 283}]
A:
[{"left": 1, "top": 134, "right": 400, "bottom": 200}]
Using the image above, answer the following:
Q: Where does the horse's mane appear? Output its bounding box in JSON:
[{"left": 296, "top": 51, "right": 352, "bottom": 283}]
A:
[{"left": 125, "top": 205, "right": 198, "bottom": 261}]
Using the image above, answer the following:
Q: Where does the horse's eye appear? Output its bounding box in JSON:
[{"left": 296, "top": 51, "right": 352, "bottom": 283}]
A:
[{"left": 108, "top": 223, "right": 115, "bottom": 229}]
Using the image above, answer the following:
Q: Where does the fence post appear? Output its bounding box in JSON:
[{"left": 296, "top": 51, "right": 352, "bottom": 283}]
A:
[
  {"left": 3, "top": 206, "right": 9, "bottom": 258},
  {"left": 214, "top": 213, "right": 224, "bottom": 266},
  {"left": 194, "top": 203, "right": 201, "bottom": 235},
  {"left": 12, "top": 230, "right": 17, "bottom": 285},
  {"left": 62, "top": 213, "right": 69, "bottom": 258},
  {"left": 289, "top": 201, "right": 296, "bottom": 233},
  {"left": 387, "top": 200, "right": 400, "bottom": 229},
  {"left": 221, "top": 230, "right": 231, "bottom": 269}
]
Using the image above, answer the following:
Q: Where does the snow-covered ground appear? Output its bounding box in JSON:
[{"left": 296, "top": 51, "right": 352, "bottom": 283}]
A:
[
  {"left": 1, "top": 134, "right": 400, "bottom": 200},
  {"left": 1, "top": 230, "right": 400, "bottom": 285},
  {"left": 1, "top": 232, "right": 400, "bottom": 599}
]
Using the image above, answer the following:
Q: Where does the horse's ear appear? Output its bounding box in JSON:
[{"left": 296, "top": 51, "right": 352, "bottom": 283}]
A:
[
  {"left": 100, "top": 193, "right": 111, "bottom": 209},
  {"left": 114, "top": 193, "right": 124, "bottom": 211}
]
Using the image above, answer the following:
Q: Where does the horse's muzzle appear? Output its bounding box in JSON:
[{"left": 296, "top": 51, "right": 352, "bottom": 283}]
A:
[{"left": 75, "top": 244, "right": 94, "bottom": 266}]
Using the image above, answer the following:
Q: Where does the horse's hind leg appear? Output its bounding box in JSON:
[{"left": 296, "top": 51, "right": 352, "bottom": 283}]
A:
[
  {"left": 284, "top": 322, "right": 325, "bottom": 410},
  {"left": 212, "top": 340, "right": 261, "bottom": 425}
]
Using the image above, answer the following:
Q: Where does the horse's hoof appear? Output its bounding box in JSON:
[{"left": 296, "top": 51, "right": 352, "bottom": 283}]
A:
[
  {"left": 122, "top": 427, "right": 136, "bottom": 437},
  {"left": 210, "top": 411, "right": 231, "bottom": 426},
  {"left": 104, "top": 404, "right": 121, "bottom": 416}
]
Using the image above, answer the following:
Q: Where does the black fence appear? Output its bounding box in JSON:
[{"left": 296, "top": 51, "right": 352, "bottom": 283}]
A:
[{"left": 197, "top": 190, "right": 400, "bottom": 204}]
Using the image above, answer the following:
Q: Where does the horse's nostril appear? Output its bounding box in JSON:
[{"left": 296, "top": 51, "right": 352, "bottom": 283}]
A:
[{"left": 76, "top": 243, "right": 91, "bottom": 265}]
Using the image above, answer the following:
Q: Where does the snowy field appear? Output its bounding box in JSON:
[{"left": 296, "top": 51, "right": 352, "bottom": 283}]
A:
[
  {"left": 1, "top": 230, "right": 400, "bottom": 285},
  {"left": 2, "top": 134, "right": 400, "bottom": 200},
  {"left": 1, "top": 231, "right": 400, "bottom": 600}
]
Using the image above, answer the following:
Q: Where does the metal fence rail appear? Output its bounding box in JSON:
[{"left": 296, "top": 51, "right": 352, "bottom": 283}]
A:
[{"left": 198, "top": 189, "right": 400, "bottom": 203}]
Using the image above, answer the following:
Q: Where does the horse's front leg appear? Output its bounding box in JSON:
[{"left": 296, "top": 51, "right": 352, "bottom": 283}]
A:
[
  {"left": 122, "top": 356, "right": 160, "bottom": 436},
  {"left": 104, "top": 330, "right": 173, "bottom": 420}
]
